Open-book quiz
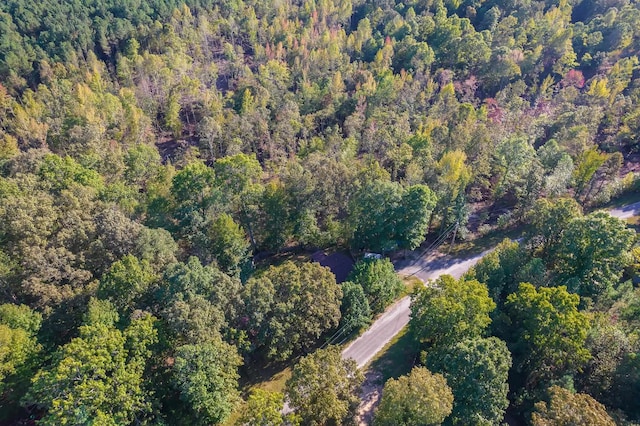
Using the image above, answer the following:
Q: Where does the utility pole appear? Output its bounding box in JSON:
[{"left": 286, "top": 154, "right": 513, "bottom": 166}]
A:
[{"left": 448, "top": 221, "right": 459, "bottom": 254}]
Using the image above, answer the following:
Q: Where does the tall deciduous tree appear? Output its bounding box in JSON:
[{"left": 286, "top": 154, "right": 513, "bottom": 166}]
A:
[
  {"left": 374, "top": 367, "right": 453, "bottom": 426},
  {"left": 525, "top": 198, "right": 582, "bottom": 262},
  {"left": 0, "top": 304, "right": 42, "bottom": 418},
  {"left": 159, "top": 257, "right": 241, "bottom": 344},
  {"left": 492, "top": 136, "right": 535, "bottom": 200},
  {"left": 531, "top": 386, "right": 616, "bottom": 426},
  {"left": 435, "top": 150, "right": 471, "bottom": 232},
  {"left": 348, "top": 258, "right": 404, "bottom": 314},
  {"left": 578, "top": 317, "right": 633, "bottom": 404},
  {"left": 25, "top": 300, "right": 157, "bottom": 425},
  {"left": 241, "top": 261, "right": 342, "bottom": 361},
  {"left": 504, "top": 284, "right": 591, "bottom": 391},
  {"left": 286, "top": 346, "right": 363, "bottom": 426},
  {"left": 97, "top": 254, "right": 156, "bottom": 313},
  {"left": 339, "top": 281, "right": 372, "bottom": 334},
  {"left": 467, "top": 239, "right": 546, "bottom": 304},
  {"left": 397, "top": 184, "right": 438, "bottom": 250},
  {"left": 426, "top": 337, "right": 512, "bottom": 425},
  {"left": 239, "top": 389, "right": 300, "bottom": 426},
  {"left": 573, "top": 147, "right": 607, "bottom": 202},
  {"left": 208, "top": 213, "right": 251, "bottom": 279},
  {"left": 554, "top": 212, "right": 636, "bottom": 297},
  {"left": 349, "top": 181, "right": 436, "bottom": 252},
  {"left": 214, "top": 153, "right": 263, "bottom": 250},
  {"left": 410, "top": 275, "right": 495, "bottom": 350},
  {"left": 171, "top": 160, "right": 218, "bottom": 230},
  {"left": 172, "top": 338, "right": 242, "bottom": 425}
]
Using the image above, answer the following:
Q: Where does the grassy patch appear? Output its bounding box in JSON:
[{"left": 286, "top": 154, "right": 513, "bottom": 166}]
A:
[
  {"left": 447, "top": 226, "right": 524, "bottom": 257},
  {"left": 400, "top": 275, "right": 423, "bottom": 296},
  {"left": 250, "top": 366, "right": 293, "bottom": 393},
  {"left": 223, "top": 364, "right": 293, "bottom": 426},
  {"left": 239, "top": 360, "right": 293, "bottom": 395},
  {"left": 626, "top": 215, "right": 640, "bottom": 232},
  {"left": 366, "top": 327, "right": 419, "bottom": 382}
]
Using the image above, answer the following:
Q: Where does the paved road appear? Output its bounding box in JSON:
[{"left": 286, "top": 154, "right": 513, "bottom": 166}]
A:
[
  {"left": 342, "top": 297, "right": 411, "bottom": 369},
  {"left": 608, "top": 200, "right": 640, "bottom": 220},
  {"left": 341, "top": 248, "right": 492, "bottom": 368},
  {"left": 342, "top": 201, "right": 639, "bottom": 369}
]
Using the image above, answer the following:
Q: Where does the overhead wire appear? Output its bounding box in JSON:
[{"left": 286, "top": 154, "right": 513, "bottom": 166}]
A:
[{"left": 322, "top": 223, "right": 458, "bottom": 349}]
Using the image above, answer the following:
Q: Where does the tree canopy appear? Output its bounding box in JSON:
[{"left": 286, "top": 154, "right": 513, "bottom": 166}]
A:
[
  {"left": 426, "top": 337, "right": 512, "bottom": 426},
  {"left": 374, "top": 367, "right": 453, "bottom": 426},
  {"left": 410, "top": 275, "right": 496, "bottom": 350},
  {"left": 286, "top": 346, "right": 364, "bottom": 426},
  {"left": 241, "top": 261, "right": 342, "bottom": 361},
  {"left": 0, "top": 0, "right": 639, "bottom": 422},
  {"left": 531, "top": 386, "right": 616, "bottom": 426}
]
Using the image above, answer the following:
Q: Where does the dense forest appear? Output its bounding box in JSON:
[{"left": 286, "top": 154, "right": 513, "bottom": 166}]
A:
[{"left": 0, "top": 0, "right": 639, "bottom": 424}]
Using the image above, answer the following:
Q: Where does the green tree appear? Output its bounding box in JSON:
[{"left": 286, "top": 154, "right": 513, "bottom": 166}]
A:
[
  {"left": 0, "top": 303, "right": 42, "bottom": 335},
  {"left": 208, "top": 213, "right": 251, "bottom": 278},
  {"left": 374, "top": 367, "right": 453, "bottom": 426},
  {"left": 492, "top": 136, "right": 535, "bottom": 200},
  {"left": 504, "top": 284, "right": 591, "bottom": 391},
  {"left": 89, "top": 207, "right": 144, "bottom": 275},
  {"left": 578, "top": 317, "right": 633, "bottom": 404},
  {"left": 213, "top": 153, "right": 263, "bottom": 250},
  {"left": 134, "top": 226, "right": 179, "bottom": 272},
  {"left": 171, "top": 160, "right": 217, "bottom": 230},
  {"left": 435, "top": 150, "right": 471, "bottom": 233},
  {"left": 573, "top": 147, "right": 607, "bottom": 202},
  {"left": 286, "top": 346, "right": 364, "bottom": 426},
  {"left": 165, "top": 93, "right": 182, "bottom": 138},
  {"left": 25, "top": 300, "right": 157, "bottom": 425},
  {"left": 554, "top": 212, "right": 636, "bottom": 297},
  {"left": 159, "top": 257, "right": 241, "bottom": 344},
  {"left": 124, "top": 143, "right": 162, "bottom": 187},
  {"left": 397, "top": 184, "right": 437, "bottom": 250},
  {"left": 259, "top": 180, "right": 292, "bottom": 252},
  {"left": 97, "top": 254, "right": 156, "bottom": 313},
  {"left": 172, "top": 338, "right": 242, "bottom": 426},
  {"left": 426, "top": 337, "right": 512, "bottom": 426},
  {"left": 241, "top": 261, "right": 342, "bottom": 361},
  {"left": 0, "top": 304, "right": 42, "bottom": 417},
  {"left": 531, "top": 386, "right": 616, "bottom": 426},
  {"left": 339, "top": 281, "right": 372, "bottom": 335},
  {"left": 239, "top": 389, "right": 300, "bottom": 426},
  {"left": 525, "top": 198, "right": 582, "bottom": 262},
  {"left": 349, "top": 181, "right": 436, "bottom": 252},
  {"left": 348, "top": 258, "right": 403, "bottom": 314},
  {"left": 466, "top": 239, "right": 546, "bottom": 304},
  {"left": 38, "top": 154, "right": 104, "bottom": 193},
  {"left": 213, "top": 153, "right": 262, "bottom": 199},
  {"left": 410, "top": 275, "right": 495, "bottom": 350}
]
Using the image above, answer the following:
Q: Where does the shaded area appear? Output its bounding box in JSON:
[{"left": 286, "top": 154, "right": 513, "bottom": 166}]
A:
[
  {"left": 355, "top": 328, "right": 418, "bottom": 425},
  {"left": 311, "top": 250, "right": 355, "bottom": 283}
]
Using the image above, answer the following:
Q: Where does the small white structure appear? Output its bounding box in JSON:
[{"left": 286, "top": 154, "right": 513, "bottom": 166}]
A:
[{"left": 363, "top": 252, "right": 382, "bottom": 260}]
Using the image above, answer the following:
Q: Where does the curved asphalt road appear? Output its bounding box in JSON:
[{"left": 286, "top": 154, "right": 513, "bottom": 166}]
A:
[{"left": 342, "top": 201, "right": 640, "bottom": 369}]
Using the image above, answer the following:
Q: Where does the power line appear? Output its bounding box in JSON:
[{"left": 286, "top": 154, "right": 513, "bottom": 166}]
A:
[
  {"left": 404, "top": 223, "right": 458, "bottom": 278},
  {"left": 324, "top": 224, "right": 458, "bottom": 350}
]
